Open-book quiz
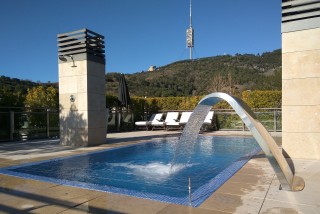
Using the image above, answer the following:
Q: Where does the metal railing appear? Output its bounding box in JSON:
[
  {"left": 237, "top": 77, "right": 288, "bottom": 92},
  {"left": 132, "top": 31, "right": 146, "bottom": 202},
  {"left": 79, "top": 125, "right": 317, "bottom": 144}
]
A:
[
  {"left": 144, "top": 108, "right": 282, "bottom": 132},
  {"left": 214, "top": 108, "right": 282, "bottom": 132},
  {"left": 106, "top": 108, "right": 135, "bottom": 132},
  {"left": 0, "top": 107, "right": 59, "bottom": 142},
  {"left": 0, "top": 107, "right": 281, "bottom": 142}
]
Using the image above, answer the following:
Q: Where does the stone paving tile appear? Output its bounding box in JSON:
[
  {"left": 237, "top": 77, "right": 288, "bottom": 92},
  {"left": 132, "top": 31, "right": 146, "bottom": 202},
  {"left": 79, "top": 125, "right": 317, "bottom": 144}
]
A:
[
  {"left": 215, "top": 181, "right": 271, "bottom": 199},
  {"left": 31, "top": 194, "right": 102, "bottom": 213},
  {"left": 237, "top": 160, "right": 274, "bottom": 176},
  {"left": 226, "top": 172, "right": 273, "bottom": 186},
  {"left": 214, "top": 158, "right": 276, "bottom": 200},
  {"left": 260, "top": 199, "right": 320, "bottom": 214},
  {"left": 157, "top": 204, "right": 228, "bottom": 214},
  {"left": 0, "top": 159, "right": 24, "bottom": 168},
  {"left": 36, "top": 185, "right": 103, "bottom": 201},
  {"left": 68, "top": 194, "right": 169, "bottom": 214},
  {"left": 0, "top": 193, "right": 49, "bottom": 212},
  {"left": 0, "top": 163, "right": 11, "bottom": 168},
  {"left": 200, "top": 156, "right": 275, "bottom": 213},
  {"left": 267, "top": 178, "right": 320, "bottom": 208},
  {"left": 0, "top": 180, "right": 103, "bottom": 213},
  {"left": 200, "top": 192, "right": 264, "bottom": 214},
  {"left": 245, "top": 157, "right": 273, "bottom": 166},
  {"left": 264, "top": 159, "right": 320, "bottom": 210},
  {"left": 236, "top": 166, "right": 270, "bottom": 176},
  {"left": 56, "top": 208, "right": 89, "bottom": 214},
  {"left": 239, "top": 157, "right": 273, "bottom": 167},
  {"left": 65, "top": 193, "right": 127, "bottom": 213},
  {"left": 0, "top": 175, "right": 58, "bottom": 196},
  {"left": 291, "top": 159, "right": 320, "bottom": 178}
]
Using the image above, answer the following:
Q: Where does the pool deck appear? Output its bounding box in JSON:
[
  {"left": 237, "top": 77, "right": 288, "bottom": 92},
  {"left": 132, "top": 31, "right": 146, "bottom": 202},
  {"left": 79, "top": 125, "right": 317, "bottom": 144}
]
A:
[{"left": 0, "top": 131, "right": 319, "bottom": 213}]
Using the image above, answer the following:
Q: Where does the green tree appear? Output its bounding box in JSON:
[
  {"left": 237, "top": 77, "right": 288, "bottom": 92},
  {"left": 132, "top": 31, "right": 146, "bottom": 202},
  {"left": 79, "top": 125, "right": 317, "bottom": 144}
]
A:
[
  {"left": 0, "top": 87, "right": 24, "bottom": 107},
  {"left": 25, "top": 86, "right": 58, "bottom": 108},
  {"left": 24, "top": 86, "right": 59, "bottom": 129}
]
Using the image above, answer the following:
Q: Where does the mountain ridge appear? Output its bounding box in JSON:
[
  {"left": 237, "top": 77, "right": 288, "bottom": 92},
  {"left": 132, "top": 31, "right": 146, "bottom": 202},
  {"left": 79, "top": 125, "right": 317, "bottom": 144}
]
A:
[
  {"left": 0, "top": 49, "right": 281, "bottom": 107},
  {"left": 106, "top": 49, "right": 282, "bottom": 97}
]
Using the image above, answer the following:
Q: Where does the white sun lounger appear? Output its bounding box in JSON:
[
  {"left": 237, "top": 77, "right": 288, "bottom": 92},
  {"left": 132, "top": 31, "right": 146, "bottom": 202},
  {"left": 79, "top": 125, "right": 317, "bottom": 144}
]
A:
[
  {"left": 151, "top": 112, "right": 179, "bottom": 130},
  {"left": 135, "top": 113, "right": 163, "bottom": 130},
  {"left": 204, "top": 111, "right": 214, "bottom": 125},
  {"left": 201, "top": 111, "right": 214, "bottom": 131},
  {"left": 178, "top": 112, "right": 193, "bottom": 127},
  {"left": 166, "top": 111, "right": 193, "bottom": 130}
]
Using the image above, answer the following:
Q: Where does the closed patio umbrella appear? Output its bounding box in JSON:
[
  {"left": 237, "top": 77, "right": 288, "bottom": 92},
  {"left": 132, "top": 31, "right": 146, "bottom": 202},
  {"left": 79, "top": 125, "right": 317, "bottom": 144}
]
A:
[
  {"left": 118, "top": 74, "right": 131, "bottom": 107},
  {"left": 117, "top": 74, "right": 131, "bottom": 131}
]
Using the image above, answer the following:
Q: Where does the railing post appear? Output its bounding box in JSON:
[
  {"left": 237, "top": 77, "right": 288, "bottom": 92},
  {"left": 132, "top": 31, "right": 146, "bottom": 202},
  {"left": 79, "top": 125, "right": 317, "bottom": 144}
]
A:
[
  {"left": 47, "top": 108, "right": 50, "bottom": 138},
  {"left": 117, "top": 107, "right": 120, "bottom": 132},
  {"left": 106, "top": 108, "right": 109, "bottom": 136},
  {"left": 10, "top": 111, "right": 14, "bottom": 141},
  {"left": 274, "top": 109, "right": 277, "bottom": 132},
  {"left": 188, "top": 177, "right": 192, "bottom": 206}
]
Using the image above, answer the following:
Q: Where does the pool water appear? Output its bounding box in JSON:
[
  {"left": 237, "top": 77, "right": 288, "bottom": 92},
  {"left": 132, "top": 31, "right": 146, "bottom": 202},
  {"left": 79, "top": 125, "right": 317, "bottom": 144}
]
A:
[{"left": 0, "top": 136, "right": 261, "bottom": 207}]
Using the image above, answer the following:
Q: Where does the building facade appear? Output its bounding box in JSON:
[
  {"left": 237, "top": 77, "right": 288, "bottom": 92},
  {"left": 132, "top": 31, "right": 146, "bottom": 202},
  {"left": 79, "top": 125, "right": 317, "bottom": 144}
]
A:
[{"left": 282, "top": 0, "right": 320, "bottom": 159}]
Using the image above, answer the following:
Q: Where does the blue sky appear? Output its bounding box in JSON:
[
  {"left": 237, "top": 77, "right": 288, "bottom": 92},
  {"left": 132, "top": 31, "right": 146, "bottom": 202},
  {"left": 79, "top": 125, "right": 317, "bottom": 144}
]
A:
[{"left": 0, "top": 0, "right": 281, "bottom": 82}]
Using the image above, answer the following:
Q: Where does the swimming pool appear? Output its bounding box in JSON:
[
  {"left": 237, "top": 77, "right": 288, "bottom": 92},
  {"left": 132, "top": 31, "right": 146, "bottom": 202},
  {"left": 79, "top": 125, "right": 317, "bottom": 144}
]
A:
[{"left": 0, "top": 136, "right": 260, "bottom": 207}]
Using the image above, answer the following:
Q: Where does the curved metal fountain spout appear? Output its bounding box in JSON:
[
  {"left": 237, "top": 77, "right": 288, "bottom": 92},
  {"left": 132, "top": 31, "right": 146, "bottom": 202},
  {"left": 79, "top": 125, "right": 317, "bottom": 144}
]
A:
[{"left": 199, "top": 92, "right": 304, "bottom": 191}]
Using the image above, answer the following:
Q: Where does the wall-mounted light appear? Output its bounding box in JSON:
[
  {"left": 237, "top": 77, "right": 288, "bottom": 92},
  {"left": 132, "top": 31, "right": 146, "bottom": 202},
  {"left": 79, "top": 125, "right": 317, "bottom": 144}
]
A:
[
  {"left": 58, "top": 55, "right": 77, "bottom": 67},
  {"left": 70, "top": 95, "right": 76, "bottom": 102}
]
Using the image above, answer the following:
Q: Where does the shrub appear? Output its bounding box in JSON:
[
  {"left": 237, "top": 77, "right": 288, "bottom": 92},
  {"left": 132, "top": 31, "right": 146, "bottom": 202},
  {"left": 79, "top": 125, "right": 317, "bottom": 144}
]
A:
[
  {"left": 242, "top": 90, "right": 281, "bottom": 108},
  {"left": 106, "top": 90, "right": 282, "bottom": 112}
]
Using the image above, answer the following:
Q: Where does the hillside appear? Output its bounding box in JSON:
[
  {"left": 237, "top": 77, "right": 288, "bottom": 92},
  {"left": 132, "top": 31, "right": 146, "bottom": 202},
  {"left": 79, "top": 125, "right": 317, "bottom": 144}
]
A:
[
  {"left": 106, "top": 49, "right": 282, "bottom": 97},
  {"left": 0, "top": 76, "right": 57, "bottom": 106},
  {"left": 0, "top": 49, "right": 281, "bottom": 107}
]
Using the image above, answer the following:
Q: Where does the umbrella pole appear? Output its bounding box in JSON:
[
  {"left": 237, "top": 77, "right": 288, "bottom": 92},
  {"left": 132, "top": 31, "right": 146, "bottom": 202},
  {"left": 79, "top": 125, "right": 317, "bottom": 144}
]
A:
[{"left": 117, "top": 107, "right": 122, "bottom": 132}]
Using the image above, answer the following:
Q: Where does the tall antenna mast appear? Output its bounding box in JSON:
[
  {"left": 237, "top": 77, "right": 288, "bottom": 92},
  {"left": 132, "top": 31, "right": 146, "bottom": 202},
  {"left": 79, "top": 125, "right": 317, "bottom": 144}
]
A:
[
  {"left": 186, "top": 0, "right": 194, "bottom": 60},
  {"left": 189, "top": 0, "right": 192, "bottom": 27}
]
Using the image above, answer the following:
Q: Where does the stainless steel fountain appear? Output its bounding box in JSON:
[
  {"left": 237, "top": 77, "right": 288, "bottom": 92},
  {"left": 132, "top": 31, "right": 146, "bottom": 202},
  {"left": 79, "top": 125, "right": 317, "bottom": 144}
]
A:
[{"left": 176, "top": 92, "right": 304, "bottom": 191}]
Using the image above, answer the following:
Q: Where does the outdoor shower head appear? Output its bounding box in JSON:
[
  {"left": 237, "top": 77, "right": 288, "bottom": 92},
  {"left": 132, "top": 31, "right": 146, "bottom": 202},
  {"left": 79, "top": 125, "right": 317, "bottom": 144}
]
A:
[
  {"left": 58, "top": 55, "right": 77, "bottom": 67},
  {"left": 58, "top": 55, "right": 67, "bottom": 62}
]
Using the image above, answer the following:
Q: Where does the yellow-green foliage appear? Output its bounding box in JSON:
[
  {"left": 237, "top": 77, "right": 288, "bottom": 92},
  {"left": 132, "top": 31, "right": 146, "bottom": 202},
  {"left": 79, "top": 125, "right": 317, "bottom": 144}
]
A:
[
  {"left": 24, "top": 86, "right": 59, "bottom": 128},
  {"left": 177, "top": 96, "right": 203, "bottom": 110},
  {"left": 242, "top": 90, "right": 281, "bottom": 108},
  {"left": 25, "top": 86, "right": 58, "bottom": 108},
  {"left": 106, "top": 90, "right": 281, "bottom": 111},
  {"left": 144, "top": 96, "right": 203, "bottom": 110}
]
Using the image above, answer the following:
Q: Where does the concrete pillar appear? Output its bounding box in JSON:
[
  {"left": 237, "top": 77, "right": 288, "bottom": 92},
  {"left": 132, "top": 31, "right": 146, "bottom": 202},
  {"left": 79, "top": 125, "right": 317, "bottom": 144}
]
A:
[
  {"left": 282, "top": 1, "right": 320, "bottom": 159},
  {"left": 57, "top": 29, "right": 106, "bottom": 146}
]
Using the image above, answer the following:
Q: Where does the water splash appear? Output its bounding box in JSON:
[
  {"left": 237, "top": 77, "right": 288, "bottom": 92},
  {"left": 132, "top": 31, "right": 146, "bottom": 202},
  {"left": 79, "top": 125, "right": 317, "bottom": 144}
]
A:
[
  {"left": 110, "top": 162, "right": 191, "bottom": 182},
  {"left": 171, "top": 104, "right": 212, "bottom": 167}
]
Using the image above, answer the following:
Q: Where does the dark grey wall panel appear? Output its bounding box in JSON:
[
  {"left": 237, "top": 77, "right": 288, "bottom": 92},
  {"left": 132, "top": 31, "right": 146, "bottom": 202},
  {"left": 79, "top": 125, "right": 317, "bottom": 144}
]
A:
[
  {"left": 282, "top": 0, "right": 320, "bottom": 32},
  {"left": 57, "top": 28, "right": 105, "bottom": 63}
]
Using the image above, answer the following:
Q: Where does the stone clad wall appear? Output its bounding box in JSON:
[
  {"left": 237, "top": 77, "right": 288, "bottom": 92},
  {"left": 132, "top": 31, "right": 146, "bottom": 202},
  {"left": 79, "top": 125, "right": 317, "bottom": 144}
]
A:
[
  {"left": 59, "top": 59, "right": 106, "bottom": 146},
  {"left": 282, "top": 28, "right": 320, "bottom": 159}
]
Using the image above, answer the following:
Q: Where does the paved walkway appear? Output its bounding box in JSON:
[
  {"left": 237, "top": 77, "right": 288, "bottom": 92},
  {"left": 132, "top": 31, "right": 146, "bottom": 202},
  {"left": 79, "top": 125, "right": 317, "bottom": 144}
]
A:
[{"left": 0, "top": 131, "right": 319, "bottom": 213}]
